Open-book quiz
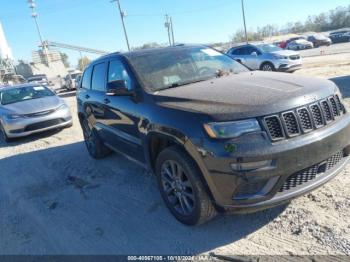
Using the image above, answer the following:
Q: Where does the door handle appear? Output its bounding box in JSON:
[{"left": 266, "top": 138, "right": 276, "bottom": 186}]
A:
[
  {"left": 85, "top": 94, "right": 90, "bottom": 99},
  {"left": 103, "top": 98, "right": 111, "bottom": 104}
]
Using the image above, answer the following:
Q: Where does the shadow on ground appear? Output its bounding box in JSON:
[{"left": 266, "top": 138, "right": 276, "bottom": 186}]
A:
[
  {"left": 0, "top": 142, "right": 286, "bottom": 255},
  {"left": 330, "top": 75, "right": 350, "bottom": 98}
]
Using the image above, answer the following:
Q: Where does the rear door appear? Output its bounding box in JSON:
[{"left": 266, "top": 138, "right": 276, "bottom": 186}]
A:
[{"left": 86, "top": 62, "right": 109, "bottom": 139}]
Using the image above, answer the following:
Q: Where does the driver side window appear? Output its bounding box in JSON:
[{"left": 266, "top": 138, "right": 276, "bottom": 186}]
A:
[{"left": 108, "top": 60, "right": 133, "bottom": 90}]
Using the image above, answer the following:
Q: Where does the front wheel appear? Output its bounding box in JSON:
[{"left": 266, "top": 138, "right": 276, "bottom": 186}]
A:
[
  {"left": 260, "top": 62, "right": 275, "bottom": 72},
  {"left": 0, "top": 123, "right": 10, "bottom": 143},
  {"left": 156, "top": 146, "right": 217, "bottom": 225}
]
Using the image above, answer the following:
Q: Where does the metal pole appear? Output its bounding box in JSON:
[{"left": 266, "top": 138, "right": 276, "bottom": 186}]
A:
[
  {"left": 33, "top": 16, "right": 44, "bottom": 48},
  {"left": 241, "top": 0, "right": 248, "bottom": 44},
  {"left": 113, "top": 0, "right": 131, "bottom": 51},
  {"left": 165, "top": 15, "right": 172, "bottom": 46},
  {"left": 170, "top": 16, "right": 175, "bottom": 45},
  {"left": 29, "top": 0, "right": 49, "bottom": 65}
]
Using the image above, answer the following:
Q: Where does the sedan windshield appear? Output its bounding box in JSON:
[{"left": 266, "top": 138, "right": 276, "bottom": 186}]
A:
[
  {"left": 127, "top": 47, "right": 249, "bottom": 91},
  {"left": 256, "top": 44, "right": 282, "bottom": 53},
  {"left": 0, "top": 86, "right": 55, "bottom": 105}
]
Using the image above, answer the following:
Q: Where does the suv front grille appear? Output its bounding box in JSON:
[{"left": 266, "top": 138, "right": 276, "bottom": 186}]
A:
[
  {"left": 279, "top": 150, "right": 344, "bottom": 192},
  {"left": 263, "top": 95, "right": 345, "bottom": 141},
  {"left": 289, "top": 55, "right": 300, "bottom": 60}
]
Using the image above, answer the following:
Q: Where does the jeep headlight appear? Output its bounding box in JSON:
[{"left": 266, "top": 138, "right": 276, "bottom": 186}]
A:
[{"left": 204, "top": 119, "right": 261, "bottom": 139}]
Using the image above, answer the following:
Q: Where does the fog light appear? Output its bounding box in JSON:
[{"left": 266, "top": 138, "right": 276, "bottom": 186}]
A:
[{"left": 231, "top": 160, "right": 273, "bottom": 171}]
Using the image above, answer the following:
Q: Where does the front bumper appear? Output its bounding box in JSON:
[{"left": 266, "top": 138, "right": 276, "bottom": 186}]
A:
[
  {"left": 273, "top": 59, "right": 302, "bottom": 72},
  {"left": 3, "top": 106, "right": 72, "bottom": 138},
  {"left": 190, "top": 113, "right": 350, "bottom": 211}
]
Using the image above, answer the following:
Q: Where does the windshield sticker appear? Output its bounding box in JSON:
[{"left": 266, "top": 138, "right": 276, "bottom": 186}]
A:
[
  {"left": 201, "top": 48, "right": 222, "bottom": 56},
  {"left": 33, "top": 86, "right": 45, "bottom": 91}
]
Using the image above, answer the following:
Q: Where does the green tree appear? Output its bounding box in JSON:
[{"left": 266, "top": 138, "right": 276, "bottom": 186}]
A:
[
  {"left": 78, "top": 56, "right": 91, "bottom": 71},
  {"left": 60, "top": 52, "right": 70, "bottom": 68}
]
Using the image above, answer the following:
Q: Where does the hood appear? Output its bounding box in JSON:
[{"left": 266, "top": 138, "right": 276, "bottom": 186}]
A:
[
  {"left": 271, "top": 50, "right": 299, "bottom": 56},
  {"left": 154, "top": 71, "right": 337, "bottom": 121},
  {"left": 2, "top": 95, "right": 62, "bottom": 115}
]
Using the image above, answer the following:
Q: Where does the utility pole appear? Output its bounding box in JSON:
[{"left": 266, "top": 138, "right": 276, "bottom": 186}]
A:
[
  {"left": 111, "top": 0, "right": 131, "bottom": 51},
  {"left": 28, "top": 0, "right": 49, "bottom": 65},
  {"left": 164, "top": 15, "right": 172, "bottom": 46},
  {"left": 164, "top": 15, "right": 174, "bottom": 46},
  {"left": 170, "top": 16, "right": 175, "bottom": 45},
  {"left": 241, "top": 0, "right": 248, "bottom": 44}
]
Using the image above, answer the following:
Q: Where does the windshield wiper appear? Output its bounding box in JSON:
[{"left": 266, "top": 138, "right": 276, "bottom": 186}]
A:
[{"left": 160, "top": 77, "right": 214, "bottom": 91}]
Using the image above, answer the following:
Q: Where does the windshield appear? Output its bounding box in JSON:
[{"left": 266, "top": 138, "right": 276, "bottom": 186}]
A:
[
  {"left": 0, "top": 86, "right": 55, "bottom": 105},
  {"left": 127, "top": 47, "right": 249, "bottom": 91},
  {"left": 71, "top": 73, "right": 81, "bottom": 79},
  {"left": 256, "top": 44, "right": 282, "bottom": 53}
]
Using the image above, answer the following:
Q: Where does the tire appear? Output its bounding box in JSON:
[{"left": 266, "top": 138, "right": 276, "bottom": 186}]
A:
[
  {"left": 260, "top": 62, "right": 275, "bottom": 72},
  {"left": 81, "top": 118, "right": 111, "bottom": 159},
  {"left": 156, "top": 146, "right": 217, "bottom": 225},
  {"left": 0, "top": 123, "right": 11, "bottom": 143}
]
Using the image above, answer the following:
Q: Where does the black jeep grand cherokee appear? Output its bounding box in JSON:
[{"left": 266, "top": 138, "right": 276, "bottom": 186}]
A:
[{"left": 77, "top": 45, "right": 350, "bottom": 225}]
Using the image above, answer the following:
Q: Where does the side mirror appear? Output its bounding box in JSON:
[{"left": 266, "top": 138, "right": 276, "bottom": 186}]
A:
[
  {"left": 251, "top": 51, "right": 258, "bottom": 56},
  {"left": 106, "top": 80, "right": 132, "bottom": 96}
]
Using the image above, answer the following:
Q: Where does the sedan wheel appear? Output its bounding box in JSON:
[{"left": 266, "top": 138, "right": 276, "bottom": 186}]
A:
[{"left": 0, "top": 123, "right": 9, "bottom": 142}]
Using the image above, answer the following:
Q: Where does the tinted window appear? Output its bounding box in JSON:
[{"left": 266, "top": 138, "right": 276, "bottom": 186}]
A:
[
  {"left": 108, "top": 60, "right": 133, "bottom": 90},
  {"left": 81, "top": 66, "right": 92, "bottom": 89},
  {"left": 230, "top": 48, "right": 242, "bottom": 55},
  {"left": 91, "top": 63, "right": 106, "bottom": 92}
]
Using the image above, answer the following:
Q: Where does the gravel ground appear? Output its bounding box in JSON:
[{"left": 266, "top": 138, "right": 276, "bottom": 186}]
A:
[{"left": 0, "top": 53, "right": 349, "bottom": 256}]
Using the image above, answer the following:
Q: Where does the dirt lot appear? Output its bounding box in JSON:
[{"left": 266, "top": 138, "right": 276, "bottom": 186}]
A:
[{"left": 1, "top": 49, "right": 350, "bottom": 256}]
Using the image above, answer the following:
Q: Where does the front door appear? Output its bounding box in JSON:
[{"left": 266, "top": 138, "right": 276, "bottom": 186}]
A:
[{"left": 101, "top": 58, "right": 145, "bottom": 163}]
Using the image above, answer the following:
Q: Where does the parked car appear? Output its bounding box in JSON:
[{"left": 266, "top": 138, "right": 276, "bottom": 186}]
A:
[
  {"left": 285, "top": 36, "right": 307, "bottom": 46},
  {"left": 287, "top": 39, "right": 314, "bottom": 50},
  {"left": 27, "top": 74, "right": 49, "bottom": 86},
  {"left": 329, "top": 29, "right": 350, "bottom": 43},
  {"left": 0, "top": 84, "right": 72, "bottom": 141},
  {"left": 65, "top": 72, "right": 82, "bottom": 90},
  {"left": 2, "top": 74, "right": 26, "bottom": 85},
  {"left": 77, "top": 45, "right": 350, "bottom": 225},
  {"left": 226, "top": 43, "right": 302, "bottom": 72},
  {"left": 307, "top": 34, "right": 332, "bottom": 47}
]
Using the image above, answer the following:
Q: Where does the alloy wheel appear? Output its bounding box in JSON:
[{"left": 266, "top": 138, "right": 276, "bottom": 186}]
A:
[
  {"left": 160, "top": 160, "right": 195, "bottom": 216},
  {"left": 262, "top": 64, "right": 273, "bottom": 71}
]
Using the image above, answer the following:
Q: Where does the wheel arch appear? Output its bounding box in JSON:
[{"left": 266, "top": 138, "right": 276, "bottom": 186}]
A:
[{"left": 145, "top": 129, "right": 220, "bottom": 206}]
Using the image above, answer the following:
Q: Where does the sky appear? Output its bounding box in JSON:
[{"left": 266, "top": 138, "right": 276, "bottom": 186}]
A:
[{"left": 0, "top": 0, "right": 348, "bottom": 66}]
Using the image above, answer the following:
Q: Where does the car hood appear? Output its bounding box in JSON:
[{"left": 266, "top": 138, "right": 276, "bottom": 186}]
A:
[
  {"left": 2, "top": 95, "right": 62, "bottom": 115},
  {"left": 270, "top": 50, "right": 299, "bottom": 56},
  {"left": 154, "top": 71, "right": 337, "bottom": 121}
]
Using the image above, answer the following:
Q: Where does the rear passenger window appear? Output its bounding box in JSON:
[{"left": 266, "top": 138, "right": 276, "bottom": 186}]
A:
[
  {"left": 91, "top": 63, "right": 106, "bottom": 92},
  {"left": 81, "top": 66, "right": 92, "bottom": 89}
]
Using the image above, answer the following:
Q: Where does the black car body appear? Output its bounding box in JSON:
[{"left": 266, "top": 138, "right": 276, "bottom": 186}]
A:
[
  {"left": 77, "top": 45, "right": 350, "bottom": 225},
  {"left": 307, "top": 34, "right": 332, "bottom": 47},
  {"left": 329, "top": 30, "right": 350, "bottom": 43}
]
